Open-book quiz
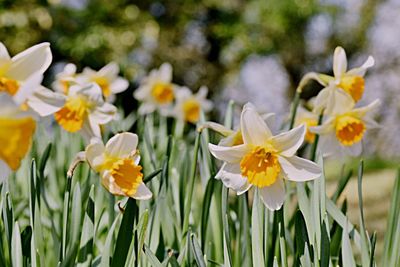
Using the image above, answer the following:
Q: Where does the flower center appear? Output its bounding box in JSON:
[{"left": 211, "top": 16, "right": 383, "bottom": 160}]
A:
[
  {"left": 54, "top": 96, "right": 91, "bottom": 132},
  {"left": 93, "top": 77, "right": 111, "bottom": 97},
  {"left": 240, "top": 146, "right": 281, "bottom": 188},
  {"left": 151, "top": 83, "right": 174, "bottom": 104},
  {"left": 338, "top": 75, "right": 364, "bottom": 102},
  {"left": 183, "top": 98, "right": 201, "bottom": 123},
  {"left": 110, "top": 158, "right": 143, "bottom": 196},
  {"left": 0, "top": 116, "right": 35, "bottom": 170},
  {"left": 0, "top": 77, "right": 19, "bottom": 96},
  {"left": 335, "top": 115, "right": 366, "bottom": 146}
]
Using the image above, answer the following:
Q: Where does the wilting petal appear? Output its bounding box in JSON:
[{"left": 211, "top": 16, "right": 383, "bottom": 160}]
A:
[
  {"left": 208, "top": 143, "right": 248, "bottom": 163},
  {"left": 27, "top": 86, "right": 65, "bottom": 116},
  {"left": 216, "top": 162, "right": 248, "bottom": 192},
  {"left": 241, "top": 103, "right": 272, "bottom": 145},
  {"left": 259, "top": 179, "right": 285, "bottom": 211},
  {"left": 278, "top": 156, "right": 321, "bottom": 182},
  {"left": 132, "top": 183, "right": 152, "bottom": 200},
  {"left": 7, "top": 43, "right": 52, "bottom": 80},
  {"left": 347, "top": 56, "right": 374, "bottom": 76},
  {"left": 333, "top": 46, "right": 347, "bottom": 78},
  {"left": 105, "top": 132, "right": 138, "bottom": 158},
  {"left": 270, "top": 124, "right": 306, "bottom": 157}
]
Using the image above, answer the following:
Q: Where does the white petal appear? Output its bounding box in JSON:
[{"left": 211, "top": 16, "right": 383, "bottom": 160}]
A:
[
  {"left": 85, "top": 141, "right": 105, "bottom": 170},
  {"left": 132, "top": 183, "right": 153, "bottom": 200},
  {"left": 309, "top": 118, "right": 335, "bottom": 135},
  {"left": 80, "top": 83, "right": 103, "bottom": 104},
  {"left": 352, "top": 99, "right": 380, "bottom": 118},
  {"left": 313, "top": 86, "right": 331, "bottom": 114},
  {"left": 110, "top": 77, "right": 129, "bottom": 94},
  {"left": 241, "top": 103, "right": 272, "bottom": 145},
  {"left": 318, "top": 133, "right": 338, "bottom": 157},
  {"left": 0, "top": 42, "right": 10, "bottom": 60},
  {"left": 7, "top": 43, "right": 52, "bottom": 80},
  {"left": 208, "top": 143, "right": 248, "bottom": 163},
  {"left": 278, "top": 156, "right": 321, "bottom": 182},
  {"left": 27, "top": 86, "right": 65, "bottom": 116},
  {"left": 270, "top": 124, "right": 306, "bottom": 157},
  {"left": 215, "top": 162, "right": 248, "bottom": 192},
  {"left": 105, "top": 132, "right": 138, "bottom": 158},
  {"left": 159, "top": 63, "right": 172, "bottom": 82},
  {"left": 90, "top": 103, "right": 117, "bottom": 124},
  {"left": 13, "top": 73, "right": 43, "bottom": 105},
  {"left": 333, "top": 46, "right": 347, "bottom": 78},
  {"left": 345, "top": 142, "right": 362, "bottom": 157},
  {"left": 101, "top": 172, "right": 125, "bottom": 196},
  {"left": 325, "top": 88, "right": 355, "bottom": 115},
  {"left": 99, "top": 62, "right": 119, "bottom": 79},
  {"left": 347, "top": 56, "right": 374, "bottom": 76},
  {"left": 80, "top": 115, "right": 101, "bottom": 142},
  {"left": 259, "top": 179, "right": 285, "bottom": 211}
]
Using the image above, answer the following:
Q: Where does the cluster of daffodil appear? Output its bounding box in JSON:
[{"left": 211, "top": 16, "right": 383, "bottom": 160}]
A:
[{"left": 294, "top": 47, "right": 380, "bottom": 157}]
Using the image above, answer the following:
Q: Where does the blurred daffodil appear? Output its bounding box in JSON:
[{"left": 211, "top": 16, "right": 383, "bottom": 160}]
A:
[
  {"left": 313, "top": 47, "right": 374, "bottom": 114},
  {"left": 77, "top": 62, "right": 129, "bottom": 101},
  {"left": 134, "top": 63, "right": 177, "bottom": 115},
  {"left": 208, "top": 103, "right": 321, "bottom": 211},
  {"left": 294, "top": 105, "right": 319, "bottom": 144},
  {"left": 310, "top": 98, "right": 380, "bottom": 157},
  {"left": 85, "top": 132, "right": 152, "bottom": 199},
  {"left": 53, "top": 63, "right": 77, "bottom": 94},
  {"left": 0, "top": 94, "right": 36, "bottom": 181},
  {"left": 173, "top": 86, "right": 212, "bottom": 124}
]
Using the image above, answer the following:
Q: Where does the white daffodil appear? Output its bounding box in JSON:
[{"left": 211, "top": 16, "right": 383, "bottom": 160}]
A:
[
  {"left": 313, "top": 47, "right": 374, "bottom": 114},
  {"left": 208, "top": 103, "right": 321, "bottom": 211},
  {"left": 294, "top": 105, "right": 319, "bottom": 144},
  {"left": 133, "top": 63, "right": 177, "bottom": 115},
  {"left": 52, "top": 63, "right": 77, "bottom": 94},
  {"left": 0, "top": 93, "right": 36, "bottom": 182},
  {"left": 0, "top": 42, "right": 51, "bottom": 100},
  {"left": 85, "top": 132, "right": 152, "bottom": 200},
  {"left": 310, "top": 98, "right": 380, "bottom": 157},
  {"left": 77, "top": 62, "right": 129, "bottom": 101},
  {"left": 173, "top": 86, "right": 213, "bottom": 124}
]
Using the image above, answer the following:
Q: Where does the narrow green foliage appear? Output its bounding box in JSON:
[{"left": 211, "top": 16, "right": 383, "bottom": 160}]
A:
[{"left": 190, "top": 233, "right": 206, "bottom": 267}]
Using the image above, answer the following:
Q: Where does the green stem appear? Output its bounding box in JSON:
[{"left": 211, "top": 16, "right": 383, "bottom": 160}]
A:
[{"left": 310, "top": 113, "right": 324, "bottom": 162}]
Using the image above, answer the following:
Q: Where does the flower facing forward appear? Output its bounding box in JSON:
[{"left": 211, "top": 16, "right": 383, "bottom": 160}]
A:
[
  {"left": 313, "top": 47, "right": 374, "bottom": 114},
  {"left": 310, "top": 97, "right": 380, "bottom": 157},
  {"left": 85, "top": 132, "right": 152, "bottom": 199},
  {"left": 173, "top": 86, "right": 212, "bottom": 124},
  {"left": 0, "top": 94, "right": 36, "bottom": 181},
  {"left": 77, "top": 62, "right": 129, "bottom": 101},
  {"left": 133, "top": 63, "right": 177, "bottom": 115},
  {"left": 208, "top": 103, "right": 321, "bottom": 210},
  {"left": 0, "top": 42, "right": 52, "bottom": 107}
]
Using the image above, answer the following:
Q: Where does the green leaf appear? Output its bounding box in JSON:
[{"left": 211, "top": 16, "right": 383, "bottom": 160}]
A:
[
  {"left": 143, "top": 168, "right": 162, "bottom": 184},
  {"left": 357, "top": 160, "right": 370, "bottom": 267},
  {"left": 190, "top": 233, "right": 206, "bottom": 267},
  {"left": 143, "top": 244, "right": 163, "bottom": 267},
  {"left": 137, "top": 209, "right": 149, "bottom": 263},
  {"left": 111, "top": 198, "right": 138, "bottom": 267},
  {"left": 78, "top": 185, "right": 95, "bottom": 263},
  {"left": 341, "top": 221, "right": 356, "bottom": 267},
  {"left": 320, "top": 220, "right": 330, "bottom": 267},
  {"left": 222, "top": 186, "right": 232, "bottom": 267},
  {"left": 200, "top": 175, "right": 216, "bottom": 251},
  {"left": 60, "top": 174, "right": 73, "bottom": 261},
  {"left": 11, "top": 222, "right": 23, "bottom": 267},
  {"left": 100, "top": 214, "right": 120, "bottom": 267},
  {"left": 294, "top": 210, "right": 309, "bottom": 260},
  {"left": 331, "top": 169, "right": 352, "bottom": 203},
  {"left": 39, "top": 142, "right": 52, "bottom": 176},
  {"left": 251, "top": 189, "right": 265, "bottom": 267}
]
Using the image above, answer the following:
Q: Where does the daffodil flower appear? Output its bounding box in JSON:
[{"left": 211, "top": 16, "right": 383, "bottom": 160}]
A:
[
  {"left": 52, "top": 63, "right": 77, "bottom": 94},
  {"left": 310, "top": 97, "right": 380, "bottom": 157},
  {"left": 0, "top": 94, "right": 36, "bottom": 181},
  {"left": 85, "top": 132, "right": 152, "bottom": 199},
  {"left": 77, "top": 62, "right": 129, "bottom": 101},
  {"left": 0, "top": 42, "right": 52, "bottom": 107},
  {"left": 173, "top": 86, "right": 212, "bottom": 124},
  {"left": 208, "top": 103, "right": 321, "bottom": 210},
  {"left": 313, "top": 47, "right": 374, "bottom": 114},
  {"left": 294, "top": 105, "right": 319, "bottom": 144},
  {"left": 134, "top": 63, "right": 177, "bottom": 115}
]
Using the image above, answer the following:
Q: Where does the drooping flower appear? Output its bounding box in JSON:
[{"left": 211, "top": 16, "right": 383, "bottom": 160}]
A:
[
  {"left": 310, "top": 97, "right": 380, "bottom": 157},
  {"left": 133, "top": 63, "right": 177, "bottom": 115},
  {"left": 85, "top": 132, "right": 152, "bottom": 199},
  {"left": 77, "top": 62, "right": 129, "bottom": 101},
  {"left": 294, "top": 105, "right": 319, "bottom": 144},
  {"left": 313, "top": 47, "right": 374, "bottom": 114},
  {"left": 52, "top": 63, "right": 77, "bottom": 94},
  {"left": 208, "top": 103, "right": 321, "bottom": 210},
  {"left": 0, "top": 94, "right": 36, "bottom": 181},
  {"left": 173, "top": 86, "right": 213, "bottom": 124},
  {"left": 0, "top": 42, "right": 52, "bottom": 107}
]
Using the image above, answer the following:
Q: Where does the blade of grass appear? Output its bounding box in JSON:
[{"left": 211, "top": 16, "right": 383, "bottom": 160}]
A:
[
  {"left": 78, "top": 185, "right": 94, "bottom": 264},
  {"left": 222, "top": 186, "right": 232, "bottom": 267},
  {"left": 190, "top": 233, "right": 206, "bottom": 267},
  {"left": 200, "top": 176, "right": 216, "bottom": 251},
  {"left": 11, "top": 222, "right": 23, "bottom": 267},
  {"left": 143, "top": 244, "right": 163, "bottom": 267},
  {"left": 251, "top": 189, "right": 265, "bottom": 267}
]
